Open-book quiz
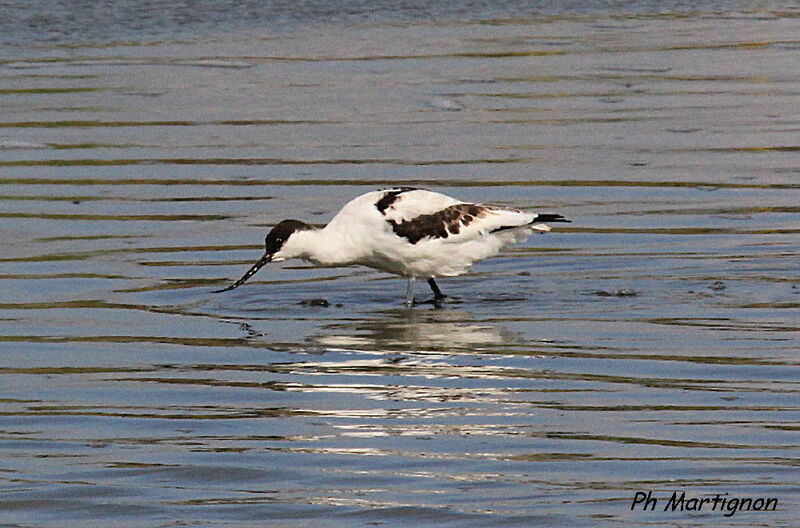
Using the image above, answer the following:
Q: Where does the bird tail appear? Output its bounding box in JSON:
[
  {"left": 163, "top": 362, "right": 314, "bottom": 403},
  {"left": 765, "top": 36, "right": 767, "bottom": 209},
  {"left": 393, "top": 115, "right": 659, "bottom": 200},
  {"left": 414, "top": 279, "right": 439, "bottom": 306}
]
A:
[
  {"left": 535, "top": 214, "right": 570, "bottom": 223},
  {"left": 529, "top": 213, "right": 570, "bottom": 232},
  {"left": 490, "top": 213, "right": 570, "bottom": 234}
]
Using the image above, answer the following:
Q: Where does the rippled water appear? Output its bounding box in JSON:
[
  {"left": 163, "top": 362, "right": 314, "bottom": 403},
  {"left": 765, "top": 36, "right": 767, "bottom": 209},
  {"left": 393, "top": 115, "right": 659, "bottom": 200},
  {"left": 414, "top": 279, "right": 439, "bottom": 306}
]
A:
[{"left": 1, "top": 2, "right": 799, "bottom": 527}]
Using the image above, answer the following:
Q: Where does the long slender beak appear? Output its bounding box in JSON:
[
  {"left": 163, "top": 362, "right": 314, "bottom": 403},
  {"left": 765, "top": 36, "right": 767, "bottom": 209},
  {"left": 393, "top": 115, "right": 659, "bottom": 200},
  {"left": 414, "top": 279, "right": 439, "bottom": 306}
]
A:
[{"left": 214, "top": 253, "right": 272, "bottom": 293}]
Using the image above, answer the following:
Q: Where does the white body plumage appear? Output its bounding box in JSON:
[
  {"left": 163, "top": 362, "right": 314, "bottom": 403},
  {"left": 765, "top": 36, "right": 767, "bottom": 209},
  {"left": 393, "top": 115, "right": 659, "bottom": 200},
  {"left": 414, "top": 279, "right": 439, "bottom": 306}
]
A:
[
  {"left": 216, "top": 188, "right": 568, "bottom": 304},
  {"left": 280, "top": 189, "right": 551, "bottom": 277}
]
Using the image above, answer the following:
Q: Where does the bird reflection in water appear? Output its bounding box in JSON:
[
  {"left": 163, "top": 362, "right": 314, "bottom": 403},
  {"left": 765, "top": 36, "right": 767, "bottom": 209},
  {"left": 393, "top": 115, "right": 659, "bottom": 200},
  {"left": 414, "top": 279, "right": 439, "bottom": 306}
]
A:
[{"left": 310, "top": 308, "right": 520, "bottom": 354}]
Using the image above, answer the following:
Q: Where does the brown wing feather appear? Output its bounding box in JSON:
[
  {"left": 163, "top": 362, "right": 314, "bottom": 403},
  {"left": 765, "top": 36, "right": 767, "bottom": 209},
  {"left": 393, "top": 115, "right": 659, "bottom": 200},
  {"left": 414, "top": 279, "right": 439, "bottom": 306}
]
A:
[{"left": 388, "top": 203, "right": 489, "bottom": 244}]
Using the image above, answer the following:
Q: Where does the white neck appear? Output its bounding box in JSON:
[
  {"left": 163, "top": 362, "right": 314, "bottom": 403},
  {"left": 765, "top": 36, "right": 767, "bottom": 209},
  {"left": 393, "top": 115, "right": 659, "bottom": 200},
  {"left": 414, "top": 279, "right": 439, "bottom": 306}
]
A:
[{"left": 277, "top": 228, "right": 353, "bottom": 267}]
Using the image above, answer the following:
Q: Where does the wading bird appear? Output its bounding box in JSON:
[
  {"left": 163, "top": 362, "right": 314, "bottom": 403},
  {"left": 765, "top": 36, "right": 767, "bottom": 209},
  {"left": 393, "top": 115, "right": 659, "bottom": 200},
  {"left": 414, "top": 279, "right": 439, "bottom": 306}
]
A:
[{"left": 216, "top": 187, "right": 569, "bottom": 305}]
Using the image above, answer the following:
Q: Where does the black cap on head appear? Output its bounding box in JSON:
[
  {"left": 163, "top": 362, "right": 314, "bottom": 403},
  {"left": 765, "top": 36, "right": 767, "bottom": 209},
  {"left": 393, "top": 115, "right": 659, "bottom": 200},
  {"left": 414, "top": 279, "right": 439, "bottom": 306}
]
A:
[
  {"left": 215, "top": 219, "right": 312, "bottom": 293},
  {"left": 265, "top": 219, "right": 312, "bottom": 255}
]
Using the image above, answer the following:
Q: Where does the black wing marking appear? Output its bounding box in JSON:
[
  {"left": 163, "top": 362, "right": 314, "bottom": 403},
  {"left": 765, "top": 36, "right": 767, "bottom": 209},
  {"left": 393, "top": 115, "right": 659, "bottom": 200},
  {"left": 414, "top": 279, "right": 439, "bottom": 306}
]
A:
[
  {"left": 490, "top": 213, "right": 570, "bottom": 233},
  {"left": 375, "top": 187, "right": 419, "bottom": 214},
  {"left": 534, "top": 214, "right": 570, "bottom": 223},
  {"left": 489, "top": 213, "right": 572, "bottom": 233}
]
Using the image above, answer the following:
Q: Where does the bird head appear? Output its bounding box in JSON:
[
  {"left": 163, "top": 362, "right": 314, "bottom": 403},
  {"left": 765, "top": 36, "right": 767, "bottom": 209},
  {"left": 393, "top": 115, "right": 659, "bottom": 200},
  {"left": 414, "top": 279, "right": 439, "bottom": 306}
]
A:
[{"left": 215, "top": 219, "right": 313, "bottom": 293}]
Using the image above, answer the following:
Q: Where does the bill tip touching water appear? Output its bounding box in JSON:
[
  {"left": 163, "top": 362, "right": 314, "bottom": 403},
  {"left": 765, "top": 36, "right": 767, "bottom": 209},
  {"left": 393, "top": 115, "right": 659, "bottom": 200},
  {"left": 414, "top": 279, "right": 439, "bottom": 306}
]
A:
[{"left": 215, "top": 187, "right": 570, "bottom": 304}]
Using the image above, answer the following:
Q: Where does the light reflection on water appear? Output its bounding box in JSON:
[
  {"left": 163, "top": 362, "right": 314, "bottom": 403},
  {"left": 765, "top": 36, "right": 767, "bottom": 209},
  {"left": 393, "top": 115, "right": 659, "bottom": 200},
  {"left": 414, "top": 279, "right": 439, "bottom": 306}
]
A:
[{"left": 1, "top": 3, "right": 800, "bottom": 527}]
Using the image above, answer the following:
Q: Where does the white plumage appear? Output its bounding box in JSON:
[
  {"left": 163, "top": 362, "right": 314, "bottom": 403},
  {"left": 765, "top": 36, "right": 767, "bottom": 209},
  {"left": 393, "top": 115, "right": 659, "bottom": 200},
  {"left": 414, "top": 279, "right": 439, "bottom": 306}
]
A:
[{"left": 216, "top": 188, "right": 568, "bottom": 304}]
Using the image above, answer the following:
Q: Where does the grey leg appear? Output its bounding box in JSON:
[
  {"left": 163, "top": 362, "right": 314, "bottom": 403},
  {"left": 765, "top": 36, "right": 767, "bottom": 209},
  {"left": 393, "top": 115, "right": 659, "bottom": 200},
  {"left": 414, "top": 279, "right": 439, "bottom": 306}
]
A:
[{"left": 405, "top": 276, "right": 416, "bottom": 306}]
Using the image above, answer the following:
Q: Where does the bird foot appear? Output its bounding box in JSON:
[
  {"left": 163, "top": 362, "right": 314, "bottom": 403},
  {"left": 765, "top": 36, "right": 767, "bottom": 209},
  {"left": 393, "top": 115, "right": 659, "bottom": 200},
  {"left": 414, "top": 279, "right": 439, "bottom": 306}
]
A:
[{"left": 412, "top": 295, "right": 447, "bottom": 308}]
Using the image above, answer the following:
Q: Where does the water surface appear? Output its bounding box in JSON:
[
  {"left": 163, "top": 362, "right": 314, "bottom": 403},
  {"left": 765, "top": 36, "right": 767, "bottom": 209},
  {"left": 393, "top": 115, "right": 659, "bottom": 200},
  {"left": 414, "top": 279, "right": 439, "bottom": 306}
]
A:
[{"left": 1, "top": 2, "right": 799, "bottom": 526}]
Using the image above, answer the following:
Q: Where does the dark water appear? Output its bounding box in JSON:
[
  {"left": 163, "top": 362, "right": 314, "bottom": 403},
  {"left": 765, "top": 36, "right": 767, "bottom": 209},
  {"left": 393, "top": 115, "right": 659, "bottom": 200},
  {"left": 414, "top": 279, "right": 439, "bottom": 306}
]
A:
[
  {"left": 0, "top": 1, "right": 789, "bottom": 45},
  {"left": 1, "top": 2, "right": 799, "bottom": 527}
]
